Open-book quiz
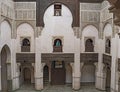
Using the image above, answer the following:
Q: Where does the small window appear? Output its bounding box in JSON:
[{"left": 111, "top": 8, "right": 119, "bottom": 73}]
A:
[
  {"left": 54, "top": 39, "right": 62, "bottom": 46},
  {"left": 85, "top": 39, "right": 94, "bottom": 52},
  {"left": 22, "top": 38, "right": 30, "bottom": 46},
  {"left": 105, "top": 39, "right": 111, "bottom": 54},
  {"left": 53, "top": 39, "right": 62, "bottom": 52},
  {"left": 21, "top": 38, "right": 30, "bottom": 52},
  {"left": 54, "top": 4, "right": 62, "bottom": 16}
]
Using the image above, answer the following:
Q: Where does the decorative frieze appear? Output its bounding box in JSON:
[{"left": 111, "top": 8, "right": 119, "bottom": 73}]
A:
[
  {"left": 16, "top": 53, "right": 35, "bottom": 63},
  {"left": 80, "top": 3, "right": 101, "bottom": 10},
  {"left": 15, "top": 10, "right": 36, "bottom": 20},
  {"left": 100, "top": 6, "right": 113, "bottom": 22},
  {"left": 81, "top": 11, "right": 100, "bottom": 23},
  {"left": 15, "top": 2, "right": 36, "bottom": 20},
  {"left": 80, "top": 53, "right": 98, "bottom": 63},
  {"left": 1, "top": 2, "right": 14, "bottom": 19},
  {"left": 41, "top": 53, "right": 74, "bottom": 62}
]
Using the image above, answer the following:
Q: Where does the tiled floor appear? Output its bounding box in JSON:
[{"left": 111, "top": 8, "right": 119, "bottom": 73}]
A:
[{"left": 13, "top": 84, "right": 106, "bottom": 92}]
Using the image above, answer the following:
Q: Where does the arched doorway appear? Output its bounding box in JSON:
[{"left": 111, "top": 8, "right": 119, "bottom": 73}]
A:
[
  {"left": 43, "top": 65, "right": 49, "bottom": 86},
  {"left": 106, "top": 67, "right": 111, "bottom": 92},
  {"left": 66, "top": 64, "right": 72, "bottom": 84},
  {"left": 23, "top": 68, "right": 31, "bottom": 84},
  {"left": 81, "top": 63, "right": 95, "bottom": 86},
  {"left": 1, "top": 45, "right": 12, "bottom": 92}
]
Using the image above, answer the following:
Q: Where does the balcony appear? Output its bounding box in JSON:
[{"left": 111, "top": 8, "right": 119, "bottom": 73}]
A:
[
  {"left": 105, "top": 47, "right": 110, "bottom": 54},
  {"left": 53, "top": 46, "right": 62, "bottom": 52},
  {"left": 21, "top": 46, "right": 30, "bottom": 52}
]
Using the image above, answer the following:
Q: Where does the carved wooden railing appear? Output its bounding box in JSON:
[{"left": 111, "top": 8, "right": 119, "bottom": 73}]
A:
[
  {"left": 21, "top": 46, "right": 30, "bottom": 52},
  {"left": 53, "top": 46, "right": 62, "bottom": 52},
  {"left": 105, "top": 47, "right": 110, "bottom": 54}
]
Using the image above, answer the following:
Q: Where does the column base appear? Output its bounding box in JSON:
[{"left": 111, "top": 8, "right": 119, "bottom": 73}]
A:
[
  {"left": 12, "top": 76, "right": 20, "bottom": 90},
  {"left": 35, "top": 77, "right": 43, "bottom": 90},
  {"left": 72, "top": 77, "right": 80, "bottom": 90},
  {"left": 96, "top": 75, "right": 106, "bottom": 90}
]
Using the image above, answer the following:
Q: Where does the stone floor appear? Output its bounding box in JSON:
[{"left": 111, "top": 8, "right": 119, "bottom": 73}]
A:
[{"left": 13, "top": 84, "right": 106, "bottom": 92}]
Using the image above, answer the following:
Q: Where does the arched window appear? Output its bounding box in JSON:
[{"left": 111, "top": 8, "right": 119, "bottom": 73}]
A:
[
  {"left": 22, "top": 38, "right": 30, "bottom": 46},
  {"left": 21, "top": 38, "right": 30, "bottom": 52},
  {"left": 53, "top": 39, "right": 62, "bottom": 52},
  {"left": 54, "top": 4, "right": 62, "bottom": 16},
  {"left": 105, "top": 39, "right": 111, "bottom": 54},
  {"left": 85, "top": 39, "right": 94, "bottom": 52}
]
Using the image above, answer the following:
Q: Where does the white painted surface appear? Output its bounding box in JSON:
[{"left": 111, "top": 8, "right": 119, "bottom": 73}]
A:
[
  {"left": 40, "top": 4, "right": 75, "bottom": 53},
  {"left": 16, "top": 23, "right": 35, "bottom": 52},
  {"left": 81, "top": 25, "right": 99, "bottom": 52}
]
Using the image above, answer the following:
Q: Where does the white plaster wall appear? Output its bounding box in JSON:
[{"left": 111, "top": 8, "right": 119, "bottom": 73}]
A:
[
  {"left": 103, "top": 24, "right": 112, "bottom": 54},
  {"left": 16, "top": 23, "right": 35, "bottom": 52},
  {"left": 81, "top": 25, "right": 99, "bottom": 52},
  {"left": 40, "top": 4, "right": 75, "bottom": 53}
]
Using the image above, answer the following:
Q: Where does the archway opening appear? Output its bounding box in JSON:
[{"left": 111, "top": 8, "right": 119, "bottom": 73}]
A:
[
  {"left": 81, "top": 63, "right": 95, "bottom": 86},
  {"left": 1, "top": 45, "right": 12, "bottom": 92},
  {"left": 105, "top": 39, "right": 111, "bottom": 54},
  {"left": 23, "top": 68, "right": 31, "bottom": 84},
  {"left": 66, "top": 63, "right": 72, "bottom": 85},
  {"left": 43, "top": 65, "right": 49, "bottom": 86},
  {"left": 19, "top": 65, "right": 35, "bottom": 90},
  {"left": 106, "top": 67, "right": 111, "bottom": 92}
]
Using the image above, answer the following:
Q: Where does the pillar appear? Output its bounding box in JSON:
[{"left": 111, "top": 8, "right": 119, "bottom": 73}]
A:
[
  {"left": 95, "top": 38, "right": 106, "bottom": 90},
  {"left": 72, "top": 30, "right": 80, "bottom": 90},
  {"left": 35, "top": 33, "right": 44, "bottom": 90},
  {"left": 111, "top": 37, "right": 118, "bottom": 92},
  {"left": 11, "top": 39, "right": 20, "bottom": 90}
]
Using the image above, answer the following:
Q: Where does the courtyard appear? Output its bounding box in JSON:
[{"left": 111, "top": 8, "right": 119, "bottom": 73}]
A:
[{"left": 13, "top": 84, "right": 106, "bottom": 92}]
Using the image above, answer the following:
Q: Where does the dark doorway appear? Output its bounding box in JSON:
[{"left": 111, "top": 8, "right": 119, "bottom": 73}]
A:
[
  {"left": 23, "top": 68, "right": 31, "bottom": 84},
  {"left": 43, "top": 65, "right": 49, "bottom": 86},
  {"left": 1, "top": 45, "right": 12, "bottom": 92},
  {"left": 51, "top": 61, "right": 66, "bottom": 85},
  {"left": 106, "top": 67, "right": 111, "bottom": 92}
]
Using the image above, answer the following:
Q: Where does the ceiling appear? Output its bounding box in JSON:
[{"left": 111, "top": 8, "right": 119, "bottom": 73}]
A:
[{"left": 14, "top": 0, "right": 104, "bottom": 3}]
